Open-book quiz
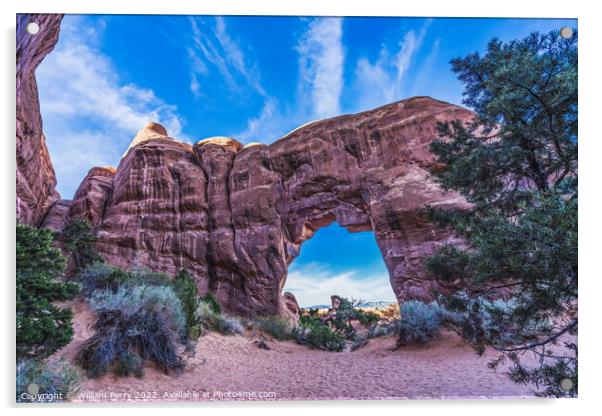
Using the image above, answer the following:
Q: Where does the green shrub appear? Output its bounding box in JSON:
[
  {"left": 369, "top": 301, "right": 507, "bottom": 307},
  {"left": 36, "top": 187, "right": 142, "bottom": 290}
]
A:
[
  {"left": 395, "top": 300, "right": 446, "bottom": 347},
  {"left": 356, "top": 309, "right": 380, "bottom": 326},
  {"left": 256, "top": 316, "right": 294, "bottom": 340},
  {"left": 215, "top": 315, "right": 244, "bottom": 335},
  {"left": 200, "top": 292, "right": 221, "bottom": 315},
  {"left": 59, "top": 219, "right": 101, "bottom": 270},
  {"left": 170, "top": 270, "right": 201, "bottom": 341},
  {"left": 295, "top": 323, "right": 345, "bottom": 352},
  {"left": 77, "top": 285, "right": 186, "bottom": 378},
  {"left": 195, "top": 301, "right": 243, "bottom": 335},
  {"left": 16, "top": 358, "right": 80, "bottom": 403},
  {"left": 76, "top": 262, "right": 130, "bottom": 296},
  {"left": 128, "top": 268, "right": 172, "bottom": 287},
  {"left": 77, "top": 264, "right": 173, "bottom": 295},
  {"left": 325, "top": 297, "right": 380, "bottom": 337},
  {"left": 367, "top": 322, "right": 397, "bottom": 338},
  {"left": 17, "top": 223, "right": 79, "bottom": 360},
  {"left": 299, "top": 313, "right": 322, "bottom": 328}
]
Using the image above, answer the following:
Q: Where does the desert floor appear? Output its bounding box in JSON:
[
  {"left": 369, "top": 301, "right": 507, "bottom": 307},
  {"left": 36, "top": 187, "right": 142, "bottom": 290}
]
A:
[{"left": 58, "top": 302, "right": 539, "bottom": 402}]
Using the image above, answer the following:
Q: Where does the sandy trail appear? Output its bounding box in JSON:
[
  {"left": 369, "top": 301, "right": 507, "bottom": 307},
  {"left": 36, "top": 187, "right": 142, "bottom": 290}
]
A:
[{"left": 57, "top": 302, "right": 539, "bottom": 402}]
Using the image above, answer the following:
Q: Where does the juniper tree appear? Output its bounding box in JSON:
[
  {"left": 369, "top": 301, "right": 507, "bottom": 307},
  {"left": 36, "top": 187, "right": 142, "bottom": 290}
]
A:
[
  {"left": 426, "top": 30, "right": 577, "bottom": 397},
  {"left": 17, "top": 223, "right": 79, "bottom": 359},
  {"left": 60, "top": 219, "right": 102, "bottom": 271}
]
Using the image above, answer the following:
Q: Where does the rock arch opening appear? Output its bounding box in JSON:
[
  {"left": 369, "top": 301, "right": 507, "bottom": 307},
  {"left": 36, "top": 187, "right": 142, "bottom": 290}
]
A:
[{"left": 283, "top": 222, "right": 396, "bottom": 309}]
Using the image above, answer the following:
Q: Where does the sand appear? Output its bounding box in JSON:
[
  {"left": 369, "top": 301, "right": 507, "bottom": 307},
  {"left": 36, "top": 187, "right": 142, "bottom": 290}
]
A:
[{"left": 57, "top": 302, "right": 539, "bottom": 402}]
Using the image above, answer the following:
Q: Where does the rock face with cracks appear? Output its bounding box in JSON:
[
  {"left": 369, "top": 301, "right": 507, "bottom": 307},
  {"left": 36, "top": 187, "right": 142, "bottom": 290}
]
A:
[
  {"left": 69, "top": 99, "right": 472, "bottom": 316},
  {"left": 16, "top": 14, "right": 63, "bottom": 226},
  {"left": 16, "top": 14, "right": 474, "bottom": 317}
]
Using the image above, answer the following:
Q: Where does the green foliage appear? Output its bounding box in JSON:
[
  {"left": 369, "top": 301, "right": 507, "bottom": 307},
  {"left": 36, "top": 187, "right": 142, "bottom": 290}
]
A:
[
  {"left": 292, "top": 297, "right": 386, "bottom": 351},
  {"left": 16, "top": 358, "right": 81, "bottom": 403},
  {"left": 75, "top": 265, "right": 206, "bottom": 377},
  {"left": 77, "top": 285, "right": 186, "bottom": 378},
  {"left": 323, "top": 297, "right": 381, "bottom": 337},
  {"left": 367, "top": 322, "right": 396, "bottom": 339},
  {"left": 431, "top": 31, "right": 577, "bottom": 210},
  {"left": 427, "top": 29, "right": 577, "bottom": 397},
  {"left": 200, "top": 291, "right": 221, "bottom": 315},
  {"left": 76, "top": 262, "right": 131, "bottom": 296},
  {"left": 328, "top": 297, "right": 357, "bottom": 337},
  {"left": 256, "top": 316, "right": 294, "bottom": 340},
  {"left": 356, "top": 309, "right": 380, "bottom": 326},
  {"left": 77, "top": 263, "right": 173, "bottom": 295},
  {"left": 16, "top": 223, "right": 79, "bottom": 360},
  {"left": 59, "top": 219, "right": 102, "bottom": 270},
  {"left": 294, "top": 320, "right": 345, "bottom": 352},
  {"left": 170, "top": 270, "right": 201, "bottom": 341},
  {"left": 195, "top": 301, "right": 243, "bottom": 335},
  {"left": 395, "top": 301, "right": 447, "bottom": 347}
]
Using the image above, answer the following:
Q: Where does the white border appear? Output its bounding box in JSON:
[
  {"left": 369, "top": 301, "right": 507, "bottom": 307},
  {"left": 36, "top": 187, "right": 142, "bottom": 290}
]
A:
[{"left": 2, "top": 0, "right": 600, "bottom": 415}]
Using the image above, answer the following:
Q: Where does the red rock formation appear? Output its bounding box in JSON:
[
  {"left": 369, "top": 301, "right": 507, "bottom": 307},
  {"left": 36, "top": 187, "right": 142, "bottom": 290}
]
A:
[
  {"left": 40, "top": 199, "right": 71, "bottom": 232},
  {"left": 69, "top": 167, "right": 116, "bottom": 229},
  {"left": 16, "top": 16, "right": 474, "bottom": 317},
  {"left": 16, "top": 14, "right": 63, "bottom": 226},
  {"left": 66, "top": 98, "right": 472, "bottom": 316}
]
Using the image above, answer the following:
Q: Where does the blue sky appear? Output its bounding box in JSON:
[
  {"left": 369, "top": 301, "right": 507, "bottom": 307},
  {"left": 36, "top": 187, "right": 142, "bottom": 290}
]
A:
[{"left": 36, "top": 14, "right": 576, "bottom": 306}]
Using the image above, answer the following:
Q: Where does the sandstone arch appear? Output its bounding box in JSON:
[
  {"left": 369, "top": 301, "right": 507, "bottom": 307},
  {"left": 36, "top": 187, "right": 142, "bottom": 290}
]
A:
[
  {"left": 16, "top": 14, "right": 473, "bottom": 317},
  {"left": 61, "top": 97, "right": 472, "bottom": 317}
]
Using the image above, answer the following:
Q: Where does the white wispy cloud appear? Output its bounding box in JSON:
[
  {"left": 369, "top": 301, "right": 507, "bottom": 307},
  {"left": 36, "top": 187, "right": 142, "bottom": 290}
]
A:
[
  {"left": 284, "top": 263, "right": 396, "bottom": 307},
  {"left": 351, "top": 20, "right": 430, "bottom": 111},
  {"left": 188, "top": 16, "right": 265, "bottom": 98},
  {"left": 234, "top": 98, "right": 281, "bottom": 143},
  {"left": 235, "top": 17, "right": 345, "bottom": 143},
  {"left": 36, "top": 15, "right": 185, "bottom": 198},
  {"left": 296, "top": 17, "right": 344, "bottom": 119}
]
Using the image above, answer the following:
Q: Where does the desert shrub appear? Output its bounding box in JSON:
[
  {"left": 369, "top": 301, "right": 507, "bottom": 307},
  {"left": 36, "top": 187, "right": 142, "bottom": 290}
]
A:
[
  {"left": 77, "top": 264, "right": 172, "bottom": 295},
  {"left": 17, "top": 223, "right": 79, "bottom": 360},
  {"left": 215, "top": 315, "right": 244, "bottom": 335},
  {"left": 195, "top": 301, "right": 243, "bottom": 335},
  {"left": 200, "top": 291, "right": 221, "bottom": 315},
  {"left": 356, "top": 309, "right": 380, "bottom": 326},
  {"left": 378, "top": 303, "right": 401, "bottom": 321},
  {"left": 16, "top": 358, "right": 80, "bottom": 403},
  {"left": 295, "top": 322, "right": 345, "bottom": 352},
  {"left": 128, "top": 268, "right": 172, "bottom": 287},
  {"left": 395, "top": 300, "right": 447, "bottom": 347},
  {"left": 76, "top": 263, "right": 130, "bottom": 296},
  {"left": 77, "top": 285, "right": 186, "bottom": 378},
  {"left": 170, "top": 270, "right": 201, "bottom": 340},
  {"left": 367, "top": 322, "right": 397, "bottom": 338},
  {"left": 79, "top": 265, "right": 201, "bottom": 339},
  {"left": 299, "top": 313, "right": 322, "bottom": 328},
  {"left": 256, "top": 316, "right": 294, "bottom": 340}
]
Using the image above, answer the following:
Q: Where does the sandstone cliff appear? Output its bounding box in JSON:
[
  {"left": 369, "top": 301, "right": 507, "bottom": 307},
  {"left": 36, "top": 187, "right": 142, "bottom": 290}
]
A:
[{"left": 16, "top": 14, "right": 63, "bottom": 226}]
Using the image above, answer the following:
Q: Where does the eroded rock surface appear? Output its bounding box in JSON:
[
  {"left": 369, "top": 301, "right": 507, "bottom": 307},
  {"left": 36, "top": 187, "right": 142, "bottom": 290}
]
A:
[
  {"left": 40, "top": 199, "right": 71, "bottom": 232},
  {"left": 16, "top": 15, "right": 474, "bottom": 316},
  {"left": 16, "top": 14, "right": 63, "bottom": 225},
  {"left": 66, "top": 98, "right": 472, "bottom": 316}
]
